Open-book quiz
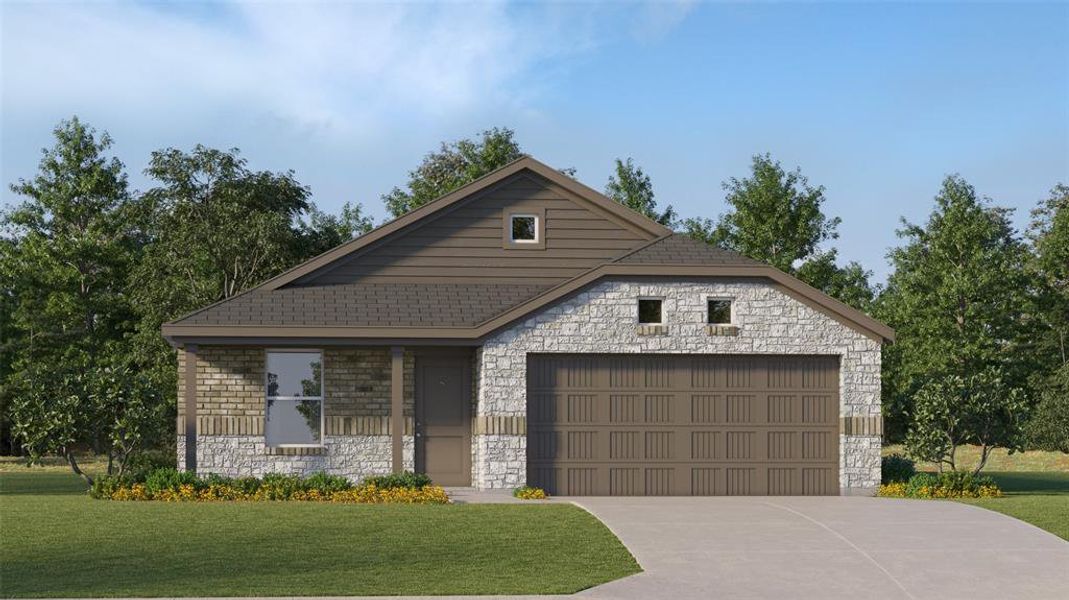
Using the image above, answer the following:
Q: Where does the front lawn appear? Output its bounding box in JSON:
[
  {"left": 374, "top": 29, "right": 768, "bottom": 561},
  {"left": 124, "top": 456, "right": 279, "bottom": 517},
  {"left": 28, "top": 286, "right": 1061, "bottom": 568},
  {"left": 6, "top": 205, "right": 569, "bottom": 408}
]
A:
[
  {"left": 0, "top": 471, "right": 640, "bottom": 598},
  {"left": 960, "top": 471, "right": 1069, "bottom": 541}
]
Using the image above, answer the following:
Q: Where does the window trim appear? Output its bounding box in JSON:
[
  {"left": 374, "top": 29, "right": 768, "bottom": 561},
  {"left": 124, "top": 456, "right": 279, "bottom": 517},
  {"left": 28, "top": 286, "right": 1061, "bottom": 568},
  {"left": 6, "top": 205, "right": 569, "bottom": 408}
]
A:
[
  {"left": 706, "top": 297, "right": 734, "bottom": 325},
  {"left": 264, "top": 348, "right": 325, "bottom": 448},
  {"left": 510, "top": 214, "right": 539, "bottom": 243},
  {"left": 502, "top": 207, "right": 546, "bottom": 250},
  {"left": 636, "top": 297, "right": 664, "bottom": 325}
]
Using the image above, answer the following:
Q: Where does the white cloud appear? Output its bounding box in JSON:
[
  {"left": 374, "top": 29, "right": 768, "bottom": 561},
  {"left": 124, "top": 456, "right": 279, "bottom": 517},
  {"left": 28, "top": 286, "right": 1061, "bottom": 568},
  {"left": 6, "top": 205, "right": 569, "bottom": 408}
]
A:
[{"left": 0, "top": 1, "right": 582, "bottom": 137}]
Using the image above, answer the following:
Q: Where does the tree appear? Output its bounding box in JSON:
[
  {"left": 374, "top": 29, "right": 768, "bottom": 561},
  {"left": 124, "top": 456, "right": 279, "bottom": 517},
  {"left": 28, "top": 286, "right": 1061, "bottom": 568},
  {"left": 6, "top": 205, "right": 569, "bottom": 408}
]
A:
[
  {"left": 878, "top": 175, "right": 1034, "bottom": 440},
  {"left": 383, "top": 127, "right": 524, "bottom": 218},
  {"left": 684, "top": 154, "right": 839, "bottom": 272},
  {"left": 795, "top": 250, "right": 876, "bottom": 312},
  {"left": 684, "top": 153, "right": 874, "bottom": 310},
  {"left": 1027, "top": 183, "right": 1069, "bottom": 371},
  {"left": 904, "top": 369, "right": 1027, "bottom": 474},
  {"left": 296, "top": 201, "right": 375, "bottom": 259},
  {"left": 604, "top": 157, "right": 676, "bottom": 226},
  {"left": 1026, "top": 364, "right": 1069, "bottom": 453},
  {"left": 2, "top": 117, "right": 153, "bottom": 479}
]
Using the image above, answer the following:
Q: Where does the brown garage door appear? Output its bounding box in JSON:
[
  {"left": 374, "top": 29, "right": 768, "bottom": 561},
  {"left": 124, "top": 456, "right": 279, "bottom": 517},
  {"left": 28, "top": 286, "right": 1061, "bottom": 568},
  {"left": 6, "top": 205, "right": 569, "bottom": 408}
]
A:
[{"left": 527, "top": 354, "right": 839, "bottom": 496}]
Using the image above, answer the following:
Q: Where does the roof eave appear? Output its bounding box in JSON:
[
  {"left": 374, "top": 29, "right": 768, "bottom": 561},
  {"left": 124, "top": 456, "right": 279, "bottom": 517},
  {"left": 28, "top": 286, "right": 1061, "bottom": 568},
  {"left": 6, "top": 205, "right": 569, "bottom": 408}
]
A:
[{"left": 164, "top": 264, "right": 894, "bottom": 346}]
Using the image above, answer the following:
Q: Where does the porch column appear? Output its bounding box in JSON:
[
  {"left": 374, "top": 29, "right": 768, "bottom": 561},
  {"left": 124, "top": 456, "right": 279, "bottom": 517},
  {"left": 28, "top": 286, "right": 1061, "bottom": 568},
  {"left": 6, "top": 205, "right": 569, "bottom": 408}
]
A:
[
  {"left": 183, "top": 344, "right": 198, "bottom": 473},
  {"left": 391, "top": 346, "right": 404, "bottom": 473}
]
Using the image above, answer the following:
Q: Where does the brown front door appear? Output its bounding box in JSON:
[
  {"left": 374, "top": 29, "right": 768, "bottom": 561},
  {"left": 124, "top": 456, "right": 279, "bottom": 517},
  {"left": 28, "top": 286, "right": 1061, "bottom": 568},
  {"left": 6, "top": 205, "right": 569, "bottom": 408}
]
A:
[{"left": 416, "top": 355, "right": 472, "bottom": 486}]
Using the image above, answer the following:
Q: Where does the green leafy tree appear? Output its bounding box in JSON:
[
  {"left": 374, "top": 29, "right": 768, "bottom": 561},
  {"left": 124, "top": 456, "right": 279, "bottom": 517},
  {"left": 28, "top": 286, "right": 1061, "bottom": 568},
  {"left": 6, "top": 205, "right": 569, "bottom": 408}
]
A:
[
  {"left": 795, "top": 249, "right": 876, "bottom": 312},
  {"left": 1027, "top": 183, "right": 1069, "bottom": 371},
  {"left": 904, "top": 369, "right": 1028, "bottom": 474},
  {"left": 684, "top": 153, "right": 873, "bottom": 310},
  {"left": 1020, "top": 184, "right": 1068, "bottom": 452},
  {"left": 296, "top": 201, "right": 375, "bottom": 259},
  {"left": 878, "top": 175, "right": 1034, "bottom": 440},
  {"left": 684, "top": 154, "right": 839, "bottom": 272},
  {"left": 383, "top": 127, "right": 524, "bottom": 218},
  {"left": 604, "top": 157, "right": 676, "bottom": 226},
  {"left": 2, "top": 117, "right": 153, "bottom": 479},
  {"left": 1026, "top": 364, "right": 1069, "bottom": 453}
]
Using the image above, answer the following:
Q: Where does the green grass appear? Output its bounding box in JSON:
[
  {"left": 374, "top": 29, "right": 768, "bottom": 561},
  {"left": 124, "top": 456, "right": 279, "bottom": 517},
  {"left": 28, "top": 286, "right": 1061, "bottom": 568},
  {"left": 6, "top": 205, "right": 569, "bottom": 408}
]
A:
[
  {"left": 958, "top": 471, "right": 1069, "bottom": 541},
  {"left": 882, "top": 444, "right": 1069, "bottom": 472},
  {"left": 0, "top": 472, "right": 640, "bottom": 598}
]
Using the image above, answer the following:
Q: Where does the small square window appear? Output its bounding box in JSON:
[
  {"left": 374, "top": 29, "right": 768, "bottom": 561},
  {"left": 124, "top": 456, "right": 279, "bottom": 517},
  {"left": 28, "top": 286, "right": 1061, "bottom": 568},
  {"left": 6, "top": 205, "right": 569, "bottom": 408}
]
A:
[
  {"left": 708, "top": 299, "right": 732, "bottom": 325},
  {"left": 638, "top": 298, "right": 663, "bottom": 324},
  {"left": 510, "top": 215, "right": 538, "bottom": 242}
]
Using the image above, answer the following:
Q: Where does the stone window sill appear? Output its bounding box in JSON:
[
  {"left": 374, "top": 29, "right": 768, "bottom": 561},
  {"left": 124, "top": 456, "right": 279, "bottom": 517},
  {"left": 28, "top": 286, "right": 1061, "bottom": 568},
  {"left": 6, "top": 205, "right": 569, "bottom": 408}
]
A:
[
  {"left": 706, "top": 324, "right": 740, "bottom": 337},
  {"left": 635, "top": 324, "right": 668, "bottom": 336},
  {"left": 265, "top": 445, "right": 327, "bottom": 456}
]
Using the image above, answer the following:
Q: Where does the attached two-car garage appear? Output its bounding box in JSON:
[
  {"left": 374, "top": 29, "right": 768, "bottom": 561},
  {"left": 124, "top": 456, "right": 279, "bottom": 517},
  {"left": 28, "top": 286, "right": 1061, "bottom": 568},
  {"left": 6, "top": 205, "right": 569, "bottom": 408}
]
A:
[{"left": 526, "top": 354, "right": 840, "bottom": 496}]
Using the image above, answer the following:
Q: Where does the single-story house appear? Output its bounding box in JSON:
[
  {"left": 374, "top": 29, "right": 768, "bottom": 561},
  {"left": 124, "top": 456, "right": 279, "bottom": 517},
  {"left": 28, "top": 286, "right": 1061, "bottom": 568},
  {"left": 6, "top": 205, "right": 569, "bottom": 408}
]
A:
[{"left": 163, "top": 156, "right": 892, "bottom": 496}]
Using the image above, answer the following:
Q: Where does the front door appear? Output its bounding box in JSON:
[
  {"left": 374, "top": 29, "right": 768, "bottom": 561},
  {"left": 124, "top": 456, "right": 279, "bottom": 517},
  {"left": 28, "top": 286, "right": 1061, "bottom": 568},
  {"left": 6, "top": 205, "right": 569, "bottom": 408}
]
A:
[{"left": 416, "top": 355, "right": 472, "bottom": 486}]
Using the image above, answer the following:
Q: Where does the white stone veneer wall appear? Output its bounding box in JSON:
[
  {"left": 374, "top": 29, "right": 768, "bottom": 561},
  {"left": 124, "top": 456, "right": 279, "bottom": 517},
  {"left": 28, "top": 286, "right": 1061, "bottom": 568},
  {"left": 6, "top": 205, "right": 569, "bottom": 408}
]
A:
[
  {"left": 474, "top": 279, "right": 882, "bottom": 493},
  {"left": 178, "top": 435, "right": 413, "bottom": 482}
]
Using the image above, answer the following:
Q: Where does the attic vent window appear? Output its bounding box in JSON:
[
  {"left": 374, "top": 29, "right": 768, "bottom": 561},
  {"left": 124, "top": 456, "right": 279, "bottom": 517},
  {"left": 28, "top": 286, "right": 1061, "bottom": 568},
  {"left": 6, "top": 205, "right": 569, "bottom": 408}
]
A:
[{"left": 511, "top": 215, "right": 538, "bottom": 242}]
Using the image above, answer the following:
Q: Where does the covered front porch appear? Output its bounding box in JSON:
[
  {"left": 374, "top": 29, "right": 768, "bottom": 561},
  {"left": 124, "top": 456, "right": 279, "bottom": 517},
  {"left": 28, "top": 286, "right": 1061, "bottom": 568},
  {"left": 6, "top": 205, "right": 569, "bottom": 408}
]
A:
[{"left": 177, "top": 344, "right": 488, "bottom": 486}]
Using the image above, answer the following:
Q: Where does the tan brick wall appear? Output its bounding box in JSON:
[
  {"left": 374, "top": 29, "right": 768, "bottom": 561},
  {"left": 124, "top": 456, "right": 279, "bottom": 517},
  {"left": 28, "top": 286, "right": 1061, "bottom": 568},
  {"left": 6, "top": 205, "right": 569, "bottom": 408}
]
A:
[
  {"left": 176, "top": 346, "right": 415, "bottom": 435},
  {"left": 325, "top": 348, "right": 415, "bottom": 418}
]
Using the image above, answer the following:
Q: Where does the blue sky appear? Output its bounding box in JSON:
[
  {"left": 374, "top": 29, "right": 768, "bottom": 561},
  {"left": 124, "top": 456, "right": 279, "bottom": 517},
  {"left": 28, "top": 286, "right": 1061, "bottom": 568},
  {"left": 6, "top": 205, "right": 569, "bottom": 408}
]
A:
[{"left": 2, "top": 1, "right": 1067, "bottom": 281}]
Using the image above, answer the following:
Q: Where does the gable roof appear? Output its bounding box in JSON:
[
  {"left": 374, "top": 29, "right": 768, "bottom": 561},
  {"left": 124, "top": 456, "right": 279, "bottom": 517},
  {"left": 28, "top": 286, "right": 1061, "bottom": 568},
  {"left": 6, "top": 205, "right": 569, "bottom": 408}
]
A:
[
  {"left": 256, "top": 156, "right": 672, "bottom": 292},
  {"left": 162, "top": 159, "right": 893, "bottom": 345}
]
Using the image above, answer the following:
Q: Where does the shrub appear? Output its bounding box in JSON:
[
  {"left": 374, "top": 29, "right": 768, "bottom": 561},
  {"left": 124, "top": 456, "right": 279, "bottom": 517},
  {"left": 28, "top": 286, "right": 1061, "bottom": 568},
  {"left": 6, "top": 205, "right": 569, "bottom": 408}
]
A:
[
  {"left": 303, "top": 471, "right": 351, "bottom": 494},
  {"left": 905, "top": 472, "right": 938, "bottom": 497},
  {"left": 93, "top": 471, "right": 449, "bottom": 504},
  {"left": 513, "top": 486, "right": 549, "bottom": 500},
  {"left": 363, "top": 471, "right": 432, "bottom": 489},
  {"left": 89, "top": 474, "right": 128, "bottom": 499},
  {"left": 144, "top": 468, "right": 199, "bottom": 494},
  {"left": 878, "top": 471, "right": 1002, "bottom": 498},
  {"left": 881, "top": 454, "right": 916, "bottom": 484}
]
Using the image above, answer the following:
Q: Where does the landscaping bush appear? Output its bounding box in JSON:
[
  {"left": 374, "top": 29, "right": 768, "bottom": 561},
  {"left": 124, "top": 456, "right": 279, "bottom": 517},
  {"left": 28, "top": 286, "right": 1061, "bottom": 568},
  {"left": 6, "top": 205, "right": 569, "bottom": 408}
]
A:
[
  {"left": 144, "top": 468, "right": 199, "bottom": 495},
  {"left": 513, "top": 486, "right": 549, "bottom": 500},
  {"left": 91, "top": 468, "right": 449, "bottom": 504},
  {"left": 881, "top": 453, "right": 916, "bottom": 483},
  {"left": 905, "top": 472, "right": 938, "bottom": 496},
  {"left": 878, "top": 470, "right": 1002, "bottom": 498},
  {"left": 363, "top": 471, "right": 432, "bottom": 489},
  {"left": 89, "top": 474, "right": 129, "bottom": 499}
]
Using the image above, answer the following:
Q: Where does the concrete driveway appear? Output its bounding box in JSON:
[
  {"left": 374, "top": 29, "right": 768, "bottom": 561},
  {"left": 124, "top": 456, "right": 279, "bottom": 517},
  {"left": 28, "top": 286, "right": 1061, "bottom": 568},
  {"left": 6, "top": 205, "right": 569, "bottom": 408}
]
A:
[{"left": 569, "top": 496, "right": 1069, "bottom": 600}]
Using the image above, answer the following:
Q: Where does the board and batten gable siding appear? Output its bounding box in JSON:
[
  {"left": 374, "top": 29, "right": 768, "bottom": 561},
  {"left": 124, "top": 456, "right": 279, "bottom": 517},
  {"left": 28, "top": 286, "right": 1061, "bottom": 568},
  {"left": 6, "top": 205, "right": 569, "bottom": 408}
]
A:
[{"left": 291, "top": 173, "right": 652, "bottom": 287}]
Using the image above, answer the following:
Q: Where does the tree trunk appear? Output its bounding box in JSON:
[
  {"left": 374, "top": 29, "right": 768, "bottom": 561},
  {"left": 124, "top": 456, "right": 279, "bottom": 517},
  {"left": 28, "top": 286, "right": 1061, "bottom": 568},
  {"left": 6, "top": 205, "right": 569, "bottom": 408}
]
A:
[
  {"left": 974, "top": 444, "right": 991, "bottom": 476},
  {"left": 65, "top": 449, "right": 94, "bottom": 486}
]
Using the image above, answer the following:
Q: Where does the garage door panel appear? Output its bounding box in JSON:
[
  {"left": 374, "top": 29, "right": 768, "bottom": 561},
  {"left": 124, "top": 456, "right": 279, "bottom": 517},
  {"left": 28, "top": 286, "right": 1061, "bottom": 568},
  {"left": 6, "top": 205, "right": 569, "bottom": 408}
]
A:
[{"left": 527, "top": 354, "right": 839, "bottom": 496}]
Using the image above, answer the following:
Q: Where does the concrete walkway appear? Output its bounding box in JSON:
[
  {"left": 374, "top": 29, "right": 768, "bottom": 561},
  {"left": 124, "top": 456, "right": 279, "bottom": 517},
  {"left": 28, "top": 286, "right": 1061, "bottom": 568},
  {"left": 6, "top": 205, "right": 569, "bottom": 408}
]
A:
[{"left": 569, "top": 496, "right": 1069, "bottom": 600}]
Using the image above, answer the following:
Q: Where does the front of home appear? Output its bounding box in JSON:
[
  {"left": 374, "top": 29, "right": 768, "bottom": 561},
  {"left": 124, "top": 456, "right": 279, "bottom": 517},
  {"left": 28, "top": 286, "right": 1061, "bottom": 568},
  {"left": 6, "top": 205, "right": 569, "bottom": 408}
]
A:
[{"left": 163, "top": 157, "right": 892, "bottom": 496}]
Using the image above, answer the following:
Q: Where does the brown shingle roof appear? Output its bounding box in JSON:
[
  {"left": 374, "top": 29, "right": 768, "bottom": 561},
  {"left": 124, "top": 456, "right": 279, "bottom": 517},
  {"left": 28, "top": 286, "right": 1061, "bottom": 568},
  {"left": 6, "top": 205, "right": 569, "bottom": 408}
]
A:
[
  {"left": 177, "top": 282, "right": 554, "bottom": 328},
  {"left": 615, "top": 234, "right": 762, "bottom": 266}
]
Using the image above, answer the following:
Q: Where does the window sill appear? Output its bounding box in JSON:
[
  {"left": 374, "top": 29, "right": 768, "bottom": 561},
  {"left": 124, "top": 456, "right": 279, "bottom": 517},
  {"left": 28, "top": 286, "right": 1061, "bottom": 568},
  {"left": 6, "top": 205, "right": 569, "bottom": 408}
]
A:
[
  {"left": 265, "top": 445, "right": 327, "bottom": 456},
  {"left": 635, "top": 324, "right": 668, "bottom": 336},
  {"left": 706, "top": 324, "right": 740, "bottom": 337}
]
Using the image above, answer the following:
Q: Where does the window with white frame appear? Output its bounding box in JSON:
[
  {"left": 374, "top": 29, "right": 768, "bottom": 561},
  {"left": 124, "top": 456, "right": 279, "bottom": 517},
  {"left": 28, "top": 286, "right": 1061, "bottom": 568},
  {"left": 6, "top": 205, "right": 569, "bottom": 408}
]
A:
[
  {"left": 707, "top": 298, "right": 733, "bottom": 325},
  {"left": 510, "top": 214, "right": 538, "bottom": 242},
  {"left": 265, "top": 350, "right": 323, "bottom": 447},
  {"left": 637, "top": 298, "right": 663, "bottom": 324}
]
